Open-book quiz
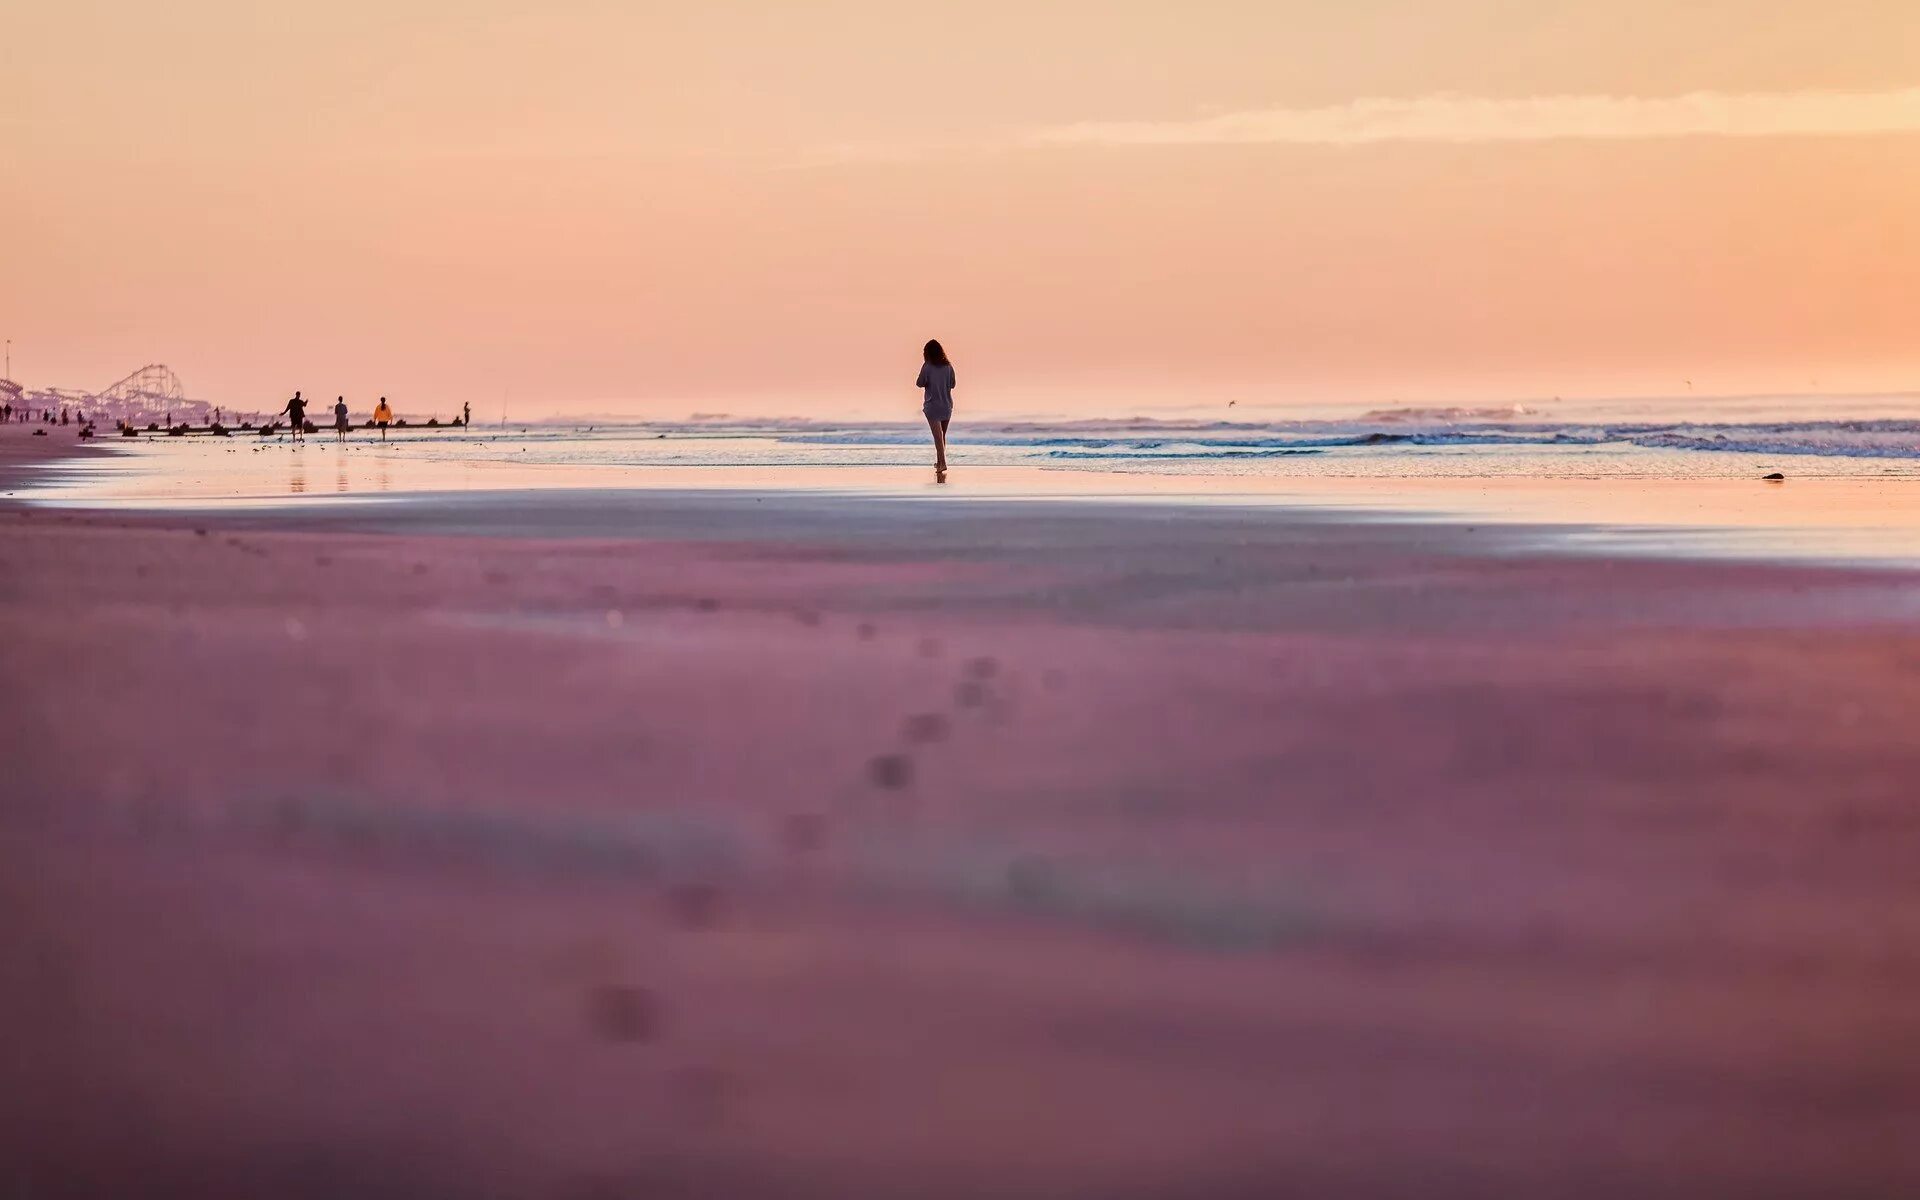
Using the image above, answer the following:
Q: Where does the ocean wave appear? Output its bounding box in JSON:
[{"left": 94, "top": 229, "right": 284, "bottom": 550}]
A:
[
  {"left": 1041, "top": 447, "right": 1326, "bottom": 460},
  {"left": 663, "top": 414, "right": 1920, "bottom": 464},
  {"left": 1357, "top": 404, "right": 1538, "bottom": 423}
]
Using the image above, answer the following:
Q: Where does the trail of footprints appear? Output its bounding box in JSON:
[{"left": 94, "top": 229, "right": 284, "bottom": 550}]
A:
[
  {"left": 864, "top": 635, "right": 1007, "bottom": 807},
  {"left": 573, "top": 616, "right": 1022, "bottom": 1132}
]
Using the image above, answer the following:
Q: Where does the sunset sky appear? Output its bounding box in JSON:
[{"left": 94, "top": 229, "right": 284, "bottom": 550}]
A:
[{"left": 6, "top": 0, "right": 1919, "bottom": 417}]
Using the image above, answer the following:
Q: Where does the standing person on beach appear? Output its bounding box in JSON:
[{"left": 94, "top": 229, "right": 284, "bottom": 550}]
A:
[
  {"left": 462, "top": 402, "right": 471, "bottom": 428},
  {"left": 916, "top": 339, "right": 956, "bottom": 473},
  {"left": 373, "top": 397, "right": 394, "bottom": 442},
  {"left": 333, "top": 397, "right": 350, "bottom": 442},
  {"left": 280, "top": 392, "right": 308, "bottom": 441}
]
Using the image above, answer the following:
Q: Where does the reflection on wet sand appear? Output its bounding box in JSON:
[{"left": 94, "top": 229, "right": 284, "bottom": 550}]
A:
[{"left": 20, "top": 433, "right": 1920, "bottom": 564}]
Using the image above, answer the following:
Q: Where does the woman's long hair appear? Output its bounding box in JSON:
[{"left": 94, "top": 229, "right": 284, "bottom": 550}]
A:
[{"left": 923, "top": 339, "right": 950, "bottom": 367}]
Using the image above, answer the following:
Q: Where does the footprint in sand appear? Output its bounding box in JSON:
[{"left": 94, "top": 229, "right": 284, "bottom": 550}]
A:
[
  {"left": 868, "top": 753, "right": 914, "bottom": 790},
  {"left": 586, "top": 984, "right": 657, "bottom": 1044},
  {"left": 902, "top": 712, "right": 950, "bottom": 744}
]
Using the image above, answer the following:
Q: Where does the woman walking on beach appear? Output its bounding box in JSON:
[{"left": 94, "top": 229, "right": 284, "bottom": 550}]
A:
[
  {"left": 333, "top": 397, "right": 350, "bottom": 442},
  {"left": 917, "top": 339, "right": 955, "bottom": 473},
  {"left": 373, "top": 397, "right": 393, "bottom": 442}
]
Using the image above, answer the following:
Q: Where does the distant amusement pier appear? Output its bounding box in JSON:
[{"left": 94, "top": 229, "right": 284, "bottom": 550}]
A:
[
  {"left": 5, "top": 364, "right": 467, "bottom": 434},
  {"left": 8, "top": 364, "right": 236, "bottom": 427}
]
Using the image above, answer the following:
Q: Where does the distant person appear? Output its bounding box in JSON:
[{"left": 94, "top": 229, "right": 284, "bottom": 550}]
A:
[
  {"left": 462, "top": 401, "right": 470, "bottom": 428},
  {"left": 916, "top": 339, "right": 956, "bottom": 473},
  {"left": 60, "top": 408, "right": 69, "bottom": 426},
  {"left": 333, "top": 396, "right": 350, "bottom": 442},
  {"left": 280, "top": 392, "right": 308, "bottom": 441},
  {"left": 373, "top": 397, "right": 393, "bottom": 441}
]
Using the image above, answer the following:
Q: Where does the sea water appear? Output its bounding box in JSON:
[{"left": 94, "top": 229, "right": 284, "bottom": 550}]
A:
[{"left": 18, "top": 392, "right": 1920, "bottom": 563}]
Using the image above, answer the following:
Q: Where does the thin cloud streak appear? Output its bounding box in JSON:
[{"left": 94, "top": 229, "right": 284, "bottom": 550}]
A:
[{"left": 1026, "top": 87, "right": 1920, "bottom": 147}]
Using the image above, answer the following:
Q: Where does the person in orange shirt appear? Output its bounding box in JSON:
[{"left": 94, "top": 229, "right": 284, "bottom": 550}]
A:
[{"left": 372, "top": 397, "right": 394, "bottom": 442}]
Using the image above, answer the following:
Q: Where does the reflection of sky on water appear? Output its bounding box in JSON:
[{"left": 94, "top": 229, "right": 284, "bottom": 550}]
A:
[{"left": 17, "top": 423, "right": 1920, "bottom": 566}]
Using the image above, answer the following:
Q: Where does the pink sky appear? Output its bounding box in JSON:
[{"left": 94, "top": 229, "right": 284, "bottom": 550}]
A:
[{"left": 6, "top": 0, "right": 1919, "bottom": 417}]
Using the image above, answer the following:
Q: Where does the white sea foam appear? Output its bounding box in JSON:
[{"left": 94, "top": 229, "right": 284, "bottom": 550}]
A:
[{"left": 627, "top": 413, "right": 1920, "bottom": 466}]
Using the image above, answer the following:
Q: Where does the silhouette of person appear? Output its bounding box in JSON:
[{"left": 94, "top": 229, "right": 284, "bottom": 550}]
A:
[
  {"left": 373, "top": 397, "right": 393, "bottom": 442},
  {"left": 334, "top": 396, "right": 350, "bottom": 442},
  {"left": 281, "top": 392, "right": 308, "bottom": 441},
  {"left": 916, "top": 339, "right": 955, "bottom": 472}
]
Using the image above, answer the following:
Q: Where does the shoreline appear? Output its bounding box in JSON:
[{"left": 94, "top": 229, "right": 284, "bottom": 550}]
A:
[
  {"left": 5, "top": 421, "right": 1920, "bottom": 1194},
  {"left": 15, "top": 420, "right": 1920, "bottom": 570}
]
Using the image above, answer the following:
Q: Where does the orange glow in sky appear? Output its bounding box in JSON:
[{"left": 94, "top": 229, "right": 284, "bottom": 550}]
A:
[{"left": 6, "top": 0, "right": 1919, "bottom": 416}]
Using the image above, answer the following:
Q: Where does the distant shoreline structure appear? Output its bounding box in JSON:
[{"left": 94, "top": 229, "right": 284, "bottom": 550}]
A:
[
  {"left": 4, "top": 364, "right": 257, "bottom": 427},
  {"left": 2, "top": 363, "right": 462, "bottom": 430}
]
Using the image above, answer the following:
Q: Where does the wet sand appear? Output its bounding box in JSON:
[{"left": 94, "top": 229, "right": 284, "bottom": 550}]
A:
[
  {"left": 25, "top": 426, "right": 1920, "bottom": 566},
  {"left": 4, "top": 423, "right": 1920, "bottom": 1197}
]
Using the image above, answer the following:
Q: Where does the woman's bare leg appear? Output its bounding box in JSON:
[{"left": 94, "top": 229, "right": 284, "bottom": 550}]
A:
[{"left": 926, "top": 414, "right": 947, "bottom": 469}]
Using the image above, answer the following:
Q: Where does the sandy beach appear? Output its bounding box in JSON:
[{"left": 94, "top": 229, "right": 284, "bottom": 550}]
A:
[{"left": 5, "top": 423, "right": 1920, "bottom": 1197}]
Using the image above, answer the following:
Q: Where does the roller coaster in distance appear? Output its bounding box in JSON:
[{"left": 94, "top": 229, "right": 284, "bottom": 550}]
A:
[
  {"left": 16, "top": 364, "right": 240, "bottom": 426},
  {"left": 11, "top": 364, "right": 468, "bottom": 435}
]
